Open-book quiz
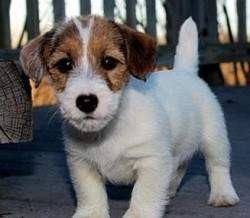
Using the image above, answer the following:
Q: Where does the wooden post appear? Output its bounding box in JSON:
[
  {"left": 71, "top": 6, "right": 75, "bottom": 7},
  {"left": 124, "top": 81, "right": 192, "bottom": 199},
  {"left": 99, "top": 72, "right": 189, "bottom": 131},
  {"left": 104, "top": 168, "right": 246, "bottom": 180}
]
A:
[
  {"left": 204, "top": 0, "right": 218, "bottom": 43},
  {"left": 26, "top": 0, "right": 40, "bottom": 40},
  {"left": 126, "top": 0, "right": 137, "bottom": 28},
  {"left": 80, "top": 0, "right": 91, "bottom": 15},
  {"left": 146, "top": 0, "right": 156, "bottom": 37},
  {"left": 236, "top": 0, "right": 248, "bottom": 76},
  {"left": 53, "top": 0, "right": 65, "bottom": 23},
  {"left": 163, "top": 0, "right": 191, "bottom": 44},
  {"left": 191, "top": 0, "right": 205, "bottom": 36},
  {"left": 0, "top": 61, "right": 32, "bottom": 143},
  {"left": 0, "top": 0, "right": 11, "bottom": 48},
  {"left": 104, "top": 0, "right": 115, "bottom": 19},
  {"left": 237, "top": 0, "right": 246, "bottom": 42}
]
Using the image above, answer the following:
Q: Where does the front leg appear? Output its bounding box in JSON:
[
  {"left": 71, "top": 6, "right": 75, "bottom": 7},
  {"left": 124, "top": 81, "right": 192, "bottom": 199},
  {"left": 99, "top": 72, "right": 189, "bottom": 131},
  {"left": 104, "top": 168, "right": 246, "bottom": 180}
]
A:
[
  {"left": 67, "top": 155, "right": 109, "bottom": 218},
  {"left": 123, "top": 157, "right": 172, "bottom": 218}
]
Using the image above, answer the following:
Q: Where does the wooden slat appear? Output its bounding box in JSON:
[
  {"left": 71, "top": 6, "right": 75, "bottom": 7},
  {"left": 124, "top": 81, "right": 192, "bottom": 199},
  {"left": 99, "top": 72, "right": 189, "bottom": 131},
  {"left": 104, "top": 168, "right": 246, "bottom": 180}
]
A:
[
  {"left": 163, "top": 0, "right": 191, "bottom": 44},
  {"left": 104, "top": 0, "right": 115, "bottom": 19},
  {"left": 80, "top": 0, "right": 91, "bottom": 15},
  {"left": 26, "top": 0, "right": 40, "bottom": 40},
  {"left": 125, "top": 0, "right": 137, "bottom": 28},
  {"left": 0, "top": 0, "right": 11, "bottom": 48},
  {"left": 146, "top": 0, "right": 156, "bottom": 37},
  {"left": 157, "top": 43, "right": 250, "bottom": 67},
  {"left": 204, "top": 0, "right": 218, "bottom": 43},
  {"left": 2, "top": 43, "right": 250, "bottom": 66},
  {"left": 237, "top": 0, "right": 247, "bottom": 42},
  {"left": 0, "top": 49, "right": 20, "bottom": 60},
  {"left": 53, "top": 0, "right": 65, "bottom": 23}
]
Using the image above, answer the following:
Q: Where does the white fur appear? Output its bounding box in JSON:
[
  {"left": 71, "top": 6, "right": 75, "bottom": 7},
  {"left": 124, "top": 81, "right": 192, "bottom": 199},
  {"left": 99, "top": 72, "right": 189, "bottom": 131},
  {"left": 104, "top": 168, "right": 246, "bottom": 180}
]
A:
[
  {"left": 58, "top": 17, "right": 122, "bottom": 133},
  {"left": 174, "top": 18, "right": 199, "bottom": 73},
  {"left": 73, "top": 17, "right": 93, "bottom": 69},
  {"left": 63, "top": 18, "right": 239, "bottom": 218}
]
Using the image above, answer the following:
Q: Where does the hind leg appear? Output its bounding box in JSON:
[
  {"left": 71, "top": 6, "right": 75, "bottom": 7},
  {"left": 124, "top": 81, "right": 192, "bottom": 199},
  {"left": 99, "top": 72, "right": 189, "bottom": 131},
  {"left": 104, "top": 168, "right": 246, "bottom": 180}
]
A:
[
  {"left": 201, "top": 121, "right": 239, "bottom": 207},
  {"left": 169, "top": 162, "right": 188, "bottom": 198}
]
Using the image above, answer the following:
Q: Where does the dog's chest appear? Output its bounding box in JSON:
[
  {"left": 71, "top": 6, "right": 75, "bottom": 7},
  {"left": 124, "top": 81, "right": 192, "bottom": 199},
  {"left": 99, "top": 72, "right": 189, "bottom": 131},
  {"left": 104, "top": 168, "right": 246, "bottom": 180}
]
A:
[
  {"left": 102, "top": 157, "right": 136, "bottom": 184},
  {"left": 84, "top": 145, "right": 136, "bottom": 184}
]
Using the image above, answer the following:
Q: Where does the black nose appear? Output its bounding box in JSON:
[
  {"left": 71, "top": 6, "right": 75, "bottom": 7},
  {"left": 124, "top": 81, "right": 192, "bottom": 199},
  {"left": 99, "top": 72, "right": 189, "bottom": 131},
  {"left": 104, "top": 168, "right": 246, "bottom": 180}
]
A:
[{"left": 76, "top": 94, "right": 98, "bottom": 113}]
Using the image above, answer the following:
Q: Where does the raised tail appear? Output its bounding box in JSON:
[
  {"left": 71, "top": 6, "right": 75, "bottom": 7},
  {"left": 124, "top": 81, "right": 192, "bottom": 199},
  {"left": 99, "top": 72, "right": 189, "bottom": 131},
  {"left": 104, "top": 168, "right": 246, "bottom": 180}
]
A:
[{"left": 173, "top": 17, "right": 199, "bottom": 74}]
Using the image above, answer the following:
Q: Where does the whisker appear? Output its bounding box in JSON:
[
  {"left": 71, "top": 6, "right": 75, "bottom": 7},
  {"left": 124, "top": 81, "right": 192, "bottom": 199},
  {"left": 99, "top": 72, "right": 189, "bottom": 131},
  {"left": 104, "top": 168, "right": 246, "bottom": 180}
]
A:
[{"left": 48, "top": 108, "right": 60, "bottom": 125}]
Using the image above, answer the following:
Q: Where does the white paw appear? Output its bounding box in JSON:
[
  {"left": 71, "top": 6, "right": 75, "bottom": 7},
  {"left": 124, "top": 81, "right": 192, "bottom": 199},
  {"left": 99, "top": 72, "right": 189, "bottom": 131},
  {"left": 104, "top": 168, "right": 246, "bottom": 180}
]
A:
[
  {"left": 72, "top": 208, "right": 110, "bottom": 218},
  {"left": 123, "top": 207, "right": 162, "bottom": 218},
  {"left": 123, "top": 209, "right": 140, "bottom": 218},
  {"left": 208, "top": 191, "right": 240, "bottom": 207},
  {"left": 168, "top": 188, "right": 177, "bottom": 198}
]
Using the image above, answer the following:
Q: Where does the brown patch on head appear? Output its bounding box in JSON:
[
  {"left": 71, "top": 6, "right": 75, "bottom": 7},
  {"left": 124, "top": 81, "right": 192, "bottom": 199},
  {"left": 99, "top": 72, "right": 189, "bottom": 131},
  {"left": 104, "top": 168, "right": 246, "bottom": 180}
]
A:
[
  {"left": 88, "top": 16, "right": 129, "bottom": 92},
  {"left": 21, "top": 16, "right": 156, "bottom": 93},
  {"left": 20, "top": 17, "right": 89, "bottom": 91},
  {"left": 86, "top": 16, "right": 156, "bottom": 92},
  {"left": 43, "top": 19, "right": 86, "bottom": 91},
  {"left": 121, "top": 25, "right": 157, "bottom": 80}
]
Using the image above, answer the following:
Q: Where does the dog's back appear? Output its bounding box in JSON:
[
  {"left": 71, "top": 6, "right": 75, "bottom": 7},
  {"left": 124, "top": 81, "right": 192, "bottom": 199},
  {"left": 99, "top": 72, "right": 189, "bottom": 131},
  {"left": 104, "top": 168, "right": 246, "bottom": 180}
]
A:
[{"left": 128, "top": 18, "right": 228, "bottom": 167}]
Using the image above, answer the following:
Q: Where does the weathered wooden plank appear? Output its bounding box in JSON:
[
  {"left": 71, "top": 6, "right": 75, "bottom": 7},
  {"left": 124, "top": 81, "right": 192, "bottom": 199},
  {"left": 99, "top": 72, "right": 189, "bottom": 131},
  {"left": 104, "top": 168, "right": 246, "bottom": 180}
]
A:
[
  {"left": 223, "top": 4, "right": 238, "bottom": 83},
  {"left": 191, "top": 0, "right": 205, "bottom": 37},
  {"left": 157, "top": 43, "right": 250, "bottom": 67},
  {"left": 80, "top": 0, "right": 91, "bottom": 15},
  {"left": 163, "top": 0, "right": 191, "bottom": 44},
  {"left": 104, "top": 0, "right": 115, "bottom": 19},
  {"left": 236, "top": 0, "right": 248, "bottom": 76},
  {"left": 0, "top": 150, "right": 66, "bottom": 167},
  {"left": 53, "top": 0, "right": 65, "bottom": 23},
  {"left": 0, "top": 0, "right": 11, "bottom": 48},
  {"left": 204, "top": 0, "right": 218, "bottom": 43},
  {"left": 146, "top": 0, "right": 156, "bottom": 37},
  {"left": 0, "top": 49, "right": 20, "bottom": 60},
  {"left": 1, "top": 43, "right": 250, "bottom": 66},
  {"left": 0, "top": 199, "right": 127, "bottom": 218},
  {"left": 237, "top": 0, "right": 247, "bottom": 42},
  {"left": 125, "top": 0, "right": 137, "bottom": 28},
  {"left": 26, "top": 0, "right": 40, "bottom": 40},
  {"left": 0, "top": 200, "right": 74, "bottom": 218}
]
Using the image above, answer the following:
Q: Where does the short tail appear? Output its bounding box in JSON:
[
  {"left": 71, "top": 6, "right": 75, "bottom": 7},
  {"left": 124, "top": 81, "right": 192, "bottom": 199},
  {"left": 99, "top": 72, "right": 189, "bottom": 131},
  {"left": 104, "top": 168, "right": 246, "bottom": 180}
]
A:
[{"left": 173, "top": 17, "right": 199, "bottom": 74}]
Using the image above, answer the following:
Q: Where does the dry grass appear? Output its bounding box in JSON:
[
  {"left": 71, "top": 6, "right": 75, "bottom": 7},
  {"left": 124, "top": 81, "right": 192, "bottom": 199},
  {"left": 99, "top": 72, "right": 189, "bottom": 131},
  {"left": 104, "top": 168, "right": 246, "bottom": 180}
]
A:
[{"left": 31, "top": 76, "right": 57, "bottom": 107}]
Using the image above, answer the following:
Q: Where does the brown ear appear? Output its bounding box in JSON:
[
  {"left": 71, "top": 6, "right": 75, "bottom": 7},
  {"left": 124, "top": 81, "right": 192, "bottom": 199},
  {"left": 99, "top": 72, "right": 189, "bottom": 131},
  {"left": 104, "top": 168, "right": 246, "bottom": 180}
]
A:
[
  {"left": 20, "top": 30, "right": 54, "bottom": 87},
  {"left": 119, "top": 25, "right": 157, "bottom": 81}
]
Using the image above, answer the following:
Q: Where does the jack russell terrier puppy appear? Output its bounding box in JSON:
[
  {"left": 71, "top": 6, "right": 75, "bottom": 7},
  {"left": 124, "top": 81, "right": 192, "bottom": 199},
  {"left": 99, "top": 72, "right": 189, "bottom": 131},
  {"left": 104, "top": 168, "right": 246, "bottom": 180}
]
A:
[{"left": 20, "top": 16, "right": 239, "bottom": 218}]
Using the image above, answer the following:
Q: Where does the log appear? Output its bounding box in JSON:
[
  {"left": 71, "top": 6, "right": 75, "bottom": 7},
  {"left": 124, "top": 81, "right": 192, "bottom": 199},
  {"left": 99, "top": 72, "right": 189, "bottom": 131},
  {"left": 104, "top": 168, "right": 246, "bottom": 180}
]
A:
[{"left": 0, "top": 61, "right": 32, "bottom": 143}]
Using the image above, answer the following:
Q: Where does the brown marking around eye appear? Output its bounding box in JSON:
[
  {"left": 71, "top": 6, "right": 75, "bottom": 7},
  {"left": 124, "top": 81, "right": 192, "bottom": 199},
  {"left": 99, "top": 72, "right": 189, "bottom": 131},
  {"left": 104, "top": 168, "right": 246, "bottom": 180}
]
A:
[
  {"left": 88, "top": 16, "right": 130, "bottom": 92},
  {"left": 41, "top": 18, "right": 89, "bottom": 92}
]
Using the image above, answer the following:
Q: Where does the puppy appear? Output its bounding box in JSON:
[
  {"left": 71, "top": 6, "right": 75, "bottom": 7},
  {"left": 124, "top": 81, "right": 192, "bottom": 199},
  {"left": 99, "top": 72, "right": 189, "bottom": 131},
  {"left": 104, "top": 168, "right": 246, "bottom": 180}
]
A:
[{"left": 20, "top": 16, "right": 239, "bottom": 218}]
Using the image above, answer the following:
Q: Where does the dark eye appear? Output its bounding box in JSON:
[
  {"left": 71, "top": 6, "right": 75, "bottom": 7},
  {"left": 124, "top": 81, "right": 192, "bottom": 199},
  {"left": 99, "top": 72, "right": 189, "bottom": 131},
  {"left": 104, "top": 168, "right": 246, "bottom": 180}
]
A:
[
  {"left": 55, "top": 58, "right": 73, "bottom": 73},
  {"left": 101, "top": 56, "right": 118, "bottom": 70}
]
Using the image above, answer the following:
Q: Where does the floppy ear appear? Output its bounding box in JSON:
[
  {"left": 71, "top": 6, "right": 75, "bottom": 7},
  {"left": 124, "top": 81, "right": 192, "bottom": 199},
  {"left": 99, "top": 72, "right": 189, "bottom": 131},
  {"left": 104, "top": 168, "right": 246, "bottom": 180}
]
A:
[
  {"left": 119, "top": 25, "right": 157, "bottom": 81},
  {"left": 20, "top": 31, "right": 53, "bottom": 87}
]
